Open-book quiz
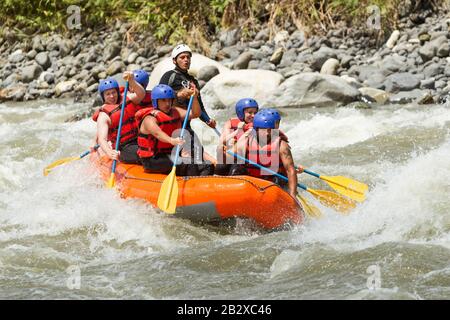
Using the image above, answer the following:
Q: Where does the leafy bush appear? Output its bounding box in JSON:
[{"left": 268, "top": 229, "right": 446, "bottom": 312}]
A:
[{"left": 0, "top": 0, "right": 446, "bottom": 45}]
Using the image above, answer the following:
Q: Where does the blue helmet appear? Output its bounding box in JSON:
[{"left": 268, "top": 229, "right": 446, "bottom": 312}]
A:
[
  {"left": 152, "top": 84, "right": 175, "bottom": 108},
  {"left": 98, "top": 78, "right": 119, "bottom": 102},
  {"left": 262, "top": 108, "right": 281, "bottom": 122},
  {"left": 235, "top": 98, "right": 259, "bottom": 121},
  {"left": 133, "top": 69, "right": 149, "bottom": 89},
  {"left": 253, "top": 109, "right": 278, "bottom": 129}
]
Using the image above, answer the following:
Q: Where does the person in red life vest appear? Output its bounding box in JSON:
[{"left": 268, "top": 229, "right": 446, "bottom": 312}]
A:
[
  {"left": 130, "top": 69, "right": 153, "bottom": 109},
  {"left": 233, "top": 109, "right": 298, "bottom": 199},
  {"left": 94, "top": 71, "right": 145, "bottom": 164},
  {"left": 215, "top": 98, "right": 259, "bottom": 175},
  {"left": 136, "top": 84, "right": 211, "bottom": 176}
]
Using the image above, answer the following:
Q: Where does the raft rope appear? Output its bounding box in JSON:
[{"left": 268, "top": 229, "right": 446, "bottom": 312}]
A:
[
  {"left": 97, "top": 153, "right": 278, "bottom": 193},
  {"left": 123, "top": 174, "right": 276, "bottom": 193}
]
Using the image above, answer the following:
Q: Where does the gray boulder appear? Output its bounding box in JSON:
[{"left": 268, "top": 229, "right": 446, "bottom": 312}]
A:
[
  {"left": 35, "top": 51, "right": 51, "bottom": 70},
  {"left": 9, "top": 50, "right": 24, "bottom": 63},
  {"left": 220, "top": 28, "right": 240, "bottom": 47},
  {"left": 201, "top": 69, "right": 283, "bottom": 109},
  {"left": 197, "top": 66, "right": 220, "bottom": 82},
  {"left": 21, "top": 64, "right": 43, "bottom": 83},
  {"left": 383, "top": 72, "right": 421, "bottom": 93},
  {"left": 310, "top": 47, "right": 337, "bottom": 71},
  {"left": 106, "top": 61, "right": 125, "bottom": 76},
  {"left": 104, "top": 43, "right": 121, "bottom": 61},
  {"left": 232, "top": 52, "right": 253, "bottom": 69},
  {"left": 263, "top": 72, "right": 361, "bottom": 108},
  {"left": 418, "top": 36, "right": 448, "bottom": 62}
]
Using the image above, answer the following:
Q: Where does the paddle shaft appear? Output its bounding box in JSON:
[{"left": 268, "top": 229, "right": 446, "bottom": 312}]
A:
[
  {"left": 110, "top": 82, "right": 129, "bottom": 175},
  {"left": 157, "top": 94, "right": 195, "bottom": 213},
  {"left": 81, "top": 144, "right": 100, "bottom": 158},
  {"left": 172, "top": 95, "right": 195, "bottom": 167}
]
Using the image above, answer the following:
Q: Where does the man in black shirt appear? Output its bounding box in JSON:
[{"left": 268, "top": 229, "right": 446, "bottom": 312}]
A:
[{"left": 159, "top": 44, "right": 216, "bottom": 173}]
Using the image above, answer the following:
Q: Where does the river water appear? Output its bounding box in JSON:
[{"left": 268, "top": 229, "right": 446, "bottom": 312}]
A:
[{"left": 0, "top": 98, "right": 449, "bottom": 299}]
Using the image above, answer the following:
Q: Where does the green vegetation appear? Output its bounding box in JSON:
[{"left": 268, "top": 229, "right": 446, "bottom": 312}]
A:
[{"left": 0, "top": 0, "right": 446, "bottom": 45}]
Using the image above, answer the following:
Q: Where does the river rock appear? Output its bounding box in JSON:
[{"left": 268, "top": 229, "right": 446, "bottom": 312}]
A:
[
  {"left": 55, "top": 80, "right": 77, "bottom": 96},
  {"left": 320, "top": 58, "right": 340, "bottom": 75},
  {"left": 104, "top": 43, "right": 121, "bottom": 61},
  {"left": 269, "top": 48, "right": 284, "bottom": 65},
  {"left": 310, "top": 47, "right": 338, "bottom": 71},
  {"left": 21, "top": 64, "right": 43, "bottom": 83},
  {"left": 358, "top": 87, "right": 390, "bottom": 104},
  {"left": 106, "top": 61, "right": 125, "bottom": 76},
  {"left": 254, "top": 28, "right": 269, "bottom": 42},
  {"left": 2, "top": 73, "right": 21, "bottom": 88},
  {"left": 38, "top": 71, "right": 55, "bottom": 84},
  {"left": 197, "top": 66, "right": 220, "bottom": 82},
  {"left": 127, "top": 52, "right": 139, "bottom": 64},
  {"left": 262, "top": 73, "right": 361, "bottom": 108},
  {"left": 9, "top": 50, "right": 24, "bottom": 63},
  {"left": 423, "top": 63, "right": 443, "bottom": 78},
  {"left": 388, "top": 89, "right": 428, "bottom": 104},
  {"left": 32, "top": 37, "right": 45, "bottom": 52},
  {"left": 35, "top": 51, "right": 51, "bottom": 70},
  {"left": 0, "top": 84, "right": 27, "bottom": 101},
  {"left": 273, "top": 30, "right": 289, "bottom": 47},
  {"left": 233, "top": 52, "right": 253, "bottom": 69},
  {"left": 418, "top": 35, "right": 448, "bottom": 62},
  {"left": 383, "top": 72, "right": 421, "bottom": 93},
  {"left": 27, "top": 50, "right": 37, "bottom": 59},
  {"left": 201, "top": 70, "right": 283, "bottom": 109},
  {"left": 278, "top": 48, "right": 297, "bottom": 68},
  {"left": 219, "top": 28, "right": 240, "bottom": 47},
  {"left": 386, "top": 30, "right": 400, "bottom": 48},
  {"left": 126, "top": 64, "right": 141, "bottom": 71},
  {"left": 87, "top": 83, "right": 99, "bottom": 93}
]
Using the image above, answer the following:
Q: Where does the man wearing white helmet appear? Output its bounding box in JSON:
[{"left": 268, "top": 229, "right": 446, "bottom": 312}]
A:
[{"left": 160, "top": 44, "right": 216, "bottom": 173}]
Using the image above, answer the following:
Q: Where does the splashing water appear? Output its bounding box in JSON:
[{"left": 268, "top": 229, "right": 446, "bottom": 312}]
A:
[{"left": 1, "top": 99, "right": 449, "bottom": 299}]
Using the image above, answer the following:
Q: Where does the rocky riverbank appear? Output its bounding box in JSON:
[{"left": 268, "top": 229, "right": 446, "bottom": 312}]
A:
[{"left": 1, "top": 6, "right": 450, "bottom": 112}]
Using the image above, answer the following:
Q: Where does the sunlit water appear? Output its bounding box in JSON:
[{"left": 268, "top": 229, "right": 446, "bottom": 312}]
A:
[{"left": 1, "top": 98, "right": 449, "bottom": 299}]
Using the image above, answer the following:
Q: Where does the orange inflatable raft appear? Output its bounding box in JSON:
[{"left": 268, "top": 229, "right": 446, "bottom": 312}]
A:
[{"left": 91, "top": 152, "right": 304, "bottom": 230}]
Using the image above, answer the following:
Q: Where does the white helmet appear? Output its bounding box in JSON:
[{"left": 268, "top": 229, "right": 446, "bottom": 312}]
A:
[{"left": 171, "top": 44, "right": 192, "bottom": 59}]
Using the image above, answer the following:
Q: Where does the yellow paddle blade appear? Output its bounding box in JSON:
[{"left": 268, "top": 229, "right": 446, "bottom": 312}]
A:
[
  {"left": 297, "top": 194, "right": 322, "bottom": 218},
  {"left": 308, "top": 189, "right": 357, "bottom": 214},
  {"left": 106, "top": 172, "right": 116, "bottom": 189},
  {"left": 43, "top": 156, "right": 79, "bottom": 176},
  {"left": 321, "top": 175, "right": 368, "bottom": 203},
  {"left": 157, "top": 167, "right": 178, "bottom": 214}
]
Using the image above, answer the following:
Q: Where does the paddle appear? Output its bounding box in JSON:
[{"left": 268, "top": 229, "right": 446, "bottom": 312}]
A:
[
  {"left": 157, "top": 95, "right": 195, "bottom": 214},
  {"left": 106, "top": 81, "right": 129, "bottom": 188},
  {"left": 211, "top": 128, "right": 322, "bottom": 218},
  {"left": 43, "top": 144, "right": 100, "bottom": 176},
  {"left": 299, "top": 167, "right": 368, "bottom": 203},
  {"left": 227, "top": 151, "right": 356, "bottom": 214}
]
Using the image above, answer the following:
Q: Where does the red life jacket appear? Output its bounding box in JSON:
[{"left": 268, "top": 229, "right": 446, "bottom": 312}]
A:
[
  {"left": 136, "top": 108, "right": 181, "bottom": 158},
  {"left": 245, "top": 131, "right": 287, "bottom": 179},
  {"left": 92, "top": 100, "right": 138, "bottom": 147},
  {"left": 119, "top": 87, "right": 153, "bottom": 110},
  {"left": 136, "top": 91, "right": 153, "bottom": 110},
  {"left": 229, "top": 117, "right": 253, "bottom": 141}
]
